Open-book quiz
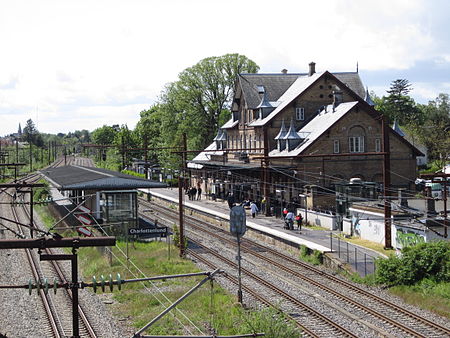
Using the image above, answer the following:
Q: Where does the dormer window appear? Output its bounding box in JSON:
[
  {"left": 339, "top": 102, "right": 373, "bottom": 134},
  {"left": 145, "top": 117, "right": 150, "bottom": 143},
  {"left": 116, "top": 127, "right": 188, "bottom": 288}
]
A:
[{"left": 295, "top": 107, "right": 305, "bottom": 120}]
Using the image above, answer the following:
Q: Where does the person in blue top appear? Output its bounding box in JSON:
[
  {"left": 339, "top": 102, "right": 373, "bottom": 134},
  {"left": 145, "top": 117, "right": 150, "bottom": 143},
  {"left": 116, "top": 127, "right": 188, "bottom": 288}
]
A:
[{"left": 250, "top": 201, "right": 259, "bottom": 218}]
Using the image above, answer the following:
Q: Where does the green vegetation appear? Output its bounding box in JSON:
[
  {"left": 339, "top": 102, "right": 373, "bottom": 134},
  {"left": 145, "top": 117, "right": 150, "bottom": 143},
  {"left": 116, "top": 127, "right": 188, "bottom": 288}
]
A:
[
  {"left": 374, "top": 241, "right": 449, "bottom": 286},
  {"left": 299, "top": 245, "right": 323, "bottom": 265},
  {"left": 78, "top": 240, "right": 300, "bottom": 337},
  {"left": 352, "top": 241, "right": 450, "bottom": 318},
  {"left": 121, "top": 170, "right": 145, "bottom": 178},
  {"left": 374, "top": 83, "right": 450, "bottom": 170}
]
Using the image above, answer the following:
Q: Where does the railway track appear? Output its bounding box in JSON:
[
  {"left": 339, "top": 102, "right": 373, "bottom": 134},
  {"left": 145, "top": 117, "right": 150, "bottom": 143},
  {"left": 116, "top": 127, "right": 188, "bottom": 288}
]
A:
[
  {"left": 140, "top": 196, "right": 450, "bottom": 338},
  {"left": 1, "top": 157, "right": 98, "bottom": 337}
]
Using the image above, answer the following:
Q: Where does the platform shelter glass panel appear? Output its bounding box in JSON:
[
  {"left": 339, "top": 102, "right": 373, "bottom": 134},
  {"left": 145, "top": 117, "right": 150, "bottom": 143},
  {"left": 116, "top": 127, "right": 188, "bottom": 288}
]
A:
[{"left": 100, "top": 190, "right": 138, "bottom": 237}]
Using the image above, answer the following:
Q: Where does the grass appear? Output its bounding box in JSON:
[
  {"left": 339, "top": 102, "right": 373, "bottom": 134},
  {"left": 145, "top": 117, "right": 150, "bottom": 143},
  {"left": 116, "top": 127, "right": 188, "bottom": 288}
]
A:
[
  {"left": 389, "top": 281, "right": 450, "bottom": 318},
  {"left": 333, "top": 234, "right": 394, "bottom": 256},
  {"left": 77, "top": 240, "right": 301, "bottom": 337}
]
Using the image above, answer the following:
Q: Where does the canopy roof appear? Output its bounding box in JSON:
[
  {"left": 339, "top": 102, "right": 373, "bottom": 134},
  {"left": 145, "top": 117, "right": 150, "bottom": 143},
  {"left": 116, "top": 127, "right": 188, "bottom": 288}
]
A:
[{"left": 40, "top": 165, "right": 168, "bottom": 190}]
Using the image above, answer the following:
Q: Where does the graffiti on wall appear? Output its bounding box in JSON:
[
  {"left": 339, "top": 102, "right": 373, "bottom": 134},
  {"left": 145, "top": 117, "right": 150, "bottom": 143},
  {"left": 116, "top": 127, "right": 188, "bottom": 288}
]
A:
[{"left": 396, "top": 228, "right": 425, "bottom": 249}]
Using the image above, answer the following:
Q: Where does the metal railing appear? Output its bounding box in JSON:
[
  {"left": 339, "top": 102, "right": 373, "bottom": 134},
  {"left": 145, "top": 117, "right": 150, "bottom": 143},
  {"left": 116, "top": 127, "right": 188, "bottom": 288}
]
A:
[{"left": 329, "top": 233, "right": 378, "bottom": 277}]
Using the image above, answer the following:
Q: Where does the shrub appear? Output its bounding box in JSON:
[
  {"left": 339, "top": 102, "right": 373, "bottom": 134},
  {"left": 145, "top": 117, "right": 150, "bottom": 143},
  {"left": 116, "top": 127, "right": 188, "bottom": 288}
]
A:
[{"left": 375, "top": 241, "right": 450, "bottom": 286}]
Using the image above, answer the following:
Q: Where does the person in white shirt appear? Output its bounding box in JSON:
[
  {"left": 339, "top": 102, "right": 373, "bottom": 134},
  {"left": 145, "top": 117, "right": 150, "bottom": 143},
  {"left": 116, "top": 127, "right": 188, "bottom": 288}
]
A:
[{"left": 285, "top": 210, "right": 294, "bottom": 230}]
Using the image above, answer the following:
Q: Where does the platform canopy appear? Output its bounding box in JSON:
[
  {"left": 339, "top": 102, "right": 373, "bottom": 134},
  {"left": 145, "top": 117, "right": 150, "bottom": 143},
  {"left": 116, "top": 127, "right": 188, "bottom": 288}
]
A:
[{"left": 40, "top": 165, "right": 168, "bottom": 190}]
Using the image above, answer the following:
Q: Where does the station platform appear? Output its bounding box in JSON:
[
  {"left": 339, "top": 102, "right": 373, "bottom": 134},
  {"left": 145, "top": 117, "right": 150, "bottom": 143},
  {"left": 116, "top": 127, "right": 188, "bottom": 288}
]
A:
[{"left": 146, "top": 188, "right": 386, "bottom": 277}]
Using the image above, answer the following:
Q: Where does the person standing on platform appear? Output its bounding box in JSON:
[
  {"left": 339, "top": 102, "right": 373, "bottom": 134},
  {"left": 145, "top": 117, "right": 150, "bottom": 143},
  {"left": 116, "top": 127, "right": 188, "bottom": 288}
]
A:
[
  {"left": 295, "top": 214, "right": 303, "bottom": 230},
  {"left": 197, "top": 186, "right": 202, "bottom": 200},
  {"left": 227, "top": 192, "right": 235, "bottom": 209},
  {"left": 191, "top": 187, "right": 197, "bottom": 201},
  {"left": 250, "top": 201, "right": 258, "bottom": 218},
  {"left": 282, "top": 207, "right": 288, "bottom": 220},
  {"left": 261, "top": 197, "right": 266, "bottom": 214}
]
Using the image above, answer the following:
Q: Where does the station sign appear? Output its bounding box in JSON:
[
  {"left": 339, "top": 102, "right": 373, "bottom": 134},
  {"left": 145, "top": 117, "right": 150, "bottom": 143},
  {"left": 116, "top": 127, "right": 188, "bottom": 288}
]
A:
[{"left": 128, "top": 226, "right": 168, "bottom": 238}]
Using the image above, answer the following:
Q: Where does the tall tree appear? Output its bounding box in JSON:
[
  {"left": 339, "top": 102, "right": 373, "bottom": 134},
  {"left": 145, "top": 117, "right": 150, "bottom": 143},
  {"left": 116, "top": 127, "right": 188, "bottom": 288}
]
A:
[
  {"left": 91, "top": 125, "right": 117, "bottom": 145},
  {"left": 22, "top": 119, "right": 43, "bottom": 146},
  {"left": 160, "top": 53, "right": 259, "bottom": 153},
  {"left": 417, "top": 93, "right": 450, "bottom": 168}
]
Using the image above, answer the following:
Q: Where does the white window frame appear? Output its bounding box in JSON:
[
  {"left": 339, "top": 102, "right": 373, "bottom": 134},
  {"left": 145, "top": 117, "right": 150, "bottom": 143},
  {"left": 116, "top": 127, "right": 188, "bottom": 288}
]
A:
[
  {"left": 295, "top": 107, "right": 305, "bottom": 121},
  {"left": 349, "top": 136, "right": 364, "bottom": 153},
  {"left": 333, "top": 140, "right": 340, "bottom": 154},
  {"left": 375, "top": 138, "right": 381, "bottom": 152}
]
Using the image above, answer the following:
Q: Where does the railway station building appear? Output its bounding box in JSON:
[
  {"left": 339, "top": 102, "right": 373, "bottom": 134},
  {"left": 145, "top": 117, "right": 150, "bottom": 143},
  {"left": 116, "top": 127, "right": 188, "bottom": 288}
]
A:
[{"left": 188, "top": 63, "right": 422, "bottom": 212}]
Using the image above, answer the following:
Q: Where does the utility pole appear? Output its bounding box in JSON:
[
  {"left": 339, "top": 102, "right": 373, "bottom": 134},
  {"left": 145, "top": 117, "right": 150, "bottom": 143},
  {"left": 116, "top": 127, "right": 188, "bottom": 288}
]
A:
[
  {"left": 382, "top": 116, "right": 392, "bottom": 249},
  {"left": 263, "top": 127, "right": 271, "bottom": 216},
  {"left": 0, "top": 236, "right": 115, "bottom": 338},
  {"left": 179, "top": 133, "right": 187, "bottom": 257},
  {"left": 144, "top": 135, "right": 149, "bottom": 179}
]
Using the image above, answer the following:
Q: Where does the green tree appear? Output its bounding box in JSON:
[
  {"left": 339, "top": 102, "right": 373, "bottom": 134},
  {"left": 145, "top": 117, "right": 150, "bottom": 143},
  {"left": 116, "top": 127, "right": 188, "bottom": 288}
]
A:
[
  {"left": 376, "top": 79, "right": 423, "bottom": 126},
  {"left": 91, "top": 125, "right": 117, "bottom": 145},
  {"left": 417, "top": 93, "right": 450, "bottom": 168},
  {"left": 159, "top": 53, "right": 259, "bottom": 154},
  {"left": 23, "top": 118, "right": 44, "bottom": 147}
]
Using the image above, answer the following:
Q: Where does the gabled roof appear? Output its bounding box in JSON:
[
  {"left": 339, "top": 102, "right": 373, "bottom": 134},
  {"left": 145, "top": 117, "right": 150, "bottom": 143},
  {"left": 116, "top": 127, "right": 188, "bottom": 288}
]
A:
[
  {"left": 237, "top": 71, "right": 365, "bottom": 112},
  {"left": 269, "top": 102, "right": 359, "bottom": 157},
  {"left": 268, "top": 101, "right": 425, "bottom": 158},
  {"left": 40, "top": 165, "right": 168, "bottom": 190},
  {"left": 248, "top": 72, "right": 324, "bottom": 127},
  {"left": 238, "top": 73, "right": 300, "bottom": 109}
]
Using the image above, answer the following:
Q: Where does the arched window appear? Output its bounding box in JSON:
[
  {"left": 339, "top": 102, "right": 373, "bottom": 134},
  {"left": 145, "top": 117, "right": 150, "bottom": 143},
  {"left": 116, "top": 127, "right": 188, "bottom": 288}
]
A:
[{"left": 348, "top": 126, "right": 365, "bottom": 153}]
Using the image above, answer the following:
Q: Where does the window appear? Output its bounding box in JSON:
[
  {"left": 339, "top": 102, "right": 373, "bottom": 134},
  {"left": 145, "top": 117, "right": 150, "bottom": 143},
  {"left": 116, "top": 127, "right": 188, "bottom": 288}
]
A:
[
  {"left": 295, "top": 107, "right": 305, "bottom": 120},
  {"left": 375, "top": 138, "right": 381, "bottom": 152},
  {"left": 333, "top": 140, "right": 340, "bottom": 153},
  {"left": 349, "top": 136, "right": 364, "bottom": 153}
]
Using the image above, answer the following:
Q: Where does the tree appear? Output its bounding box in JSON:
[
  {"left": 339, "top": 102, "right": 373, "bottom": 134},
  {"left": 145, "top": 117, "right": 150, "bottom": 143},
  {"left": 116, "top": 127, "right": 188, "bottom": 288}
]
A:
[
  {"left": 377, "top": 79, "right": 422, "bottom": 126},
  {"left": 159, "top": 53, "right": 259, "bottom": 153},
  {"left": 417, "top": 93, "right": 450, "bottom": 168},
  {"left": 22, "top": 119, "right": 43, "bottom": 147},
  {"left": 91, "top": 125, "right": 117, "bottom": 145}
]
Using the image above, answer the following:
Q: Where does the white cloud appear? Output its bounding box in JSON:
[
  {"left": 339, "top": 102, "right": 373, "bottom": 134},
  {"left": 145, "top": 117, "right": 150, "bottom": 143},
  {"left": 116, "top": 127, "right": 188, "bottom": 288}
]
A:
[{"left": 0, "top": 0, "right": 448, "bottom": 135}]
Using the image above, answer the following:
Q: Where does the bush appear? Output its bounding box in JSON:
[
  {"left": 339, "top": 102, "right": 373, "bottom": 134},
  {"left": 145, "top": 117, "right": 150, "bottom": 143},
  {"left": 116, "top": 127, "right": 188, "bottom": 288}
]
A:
[{"left": 375, "top": 241, "right": 450, "bottom": 286}]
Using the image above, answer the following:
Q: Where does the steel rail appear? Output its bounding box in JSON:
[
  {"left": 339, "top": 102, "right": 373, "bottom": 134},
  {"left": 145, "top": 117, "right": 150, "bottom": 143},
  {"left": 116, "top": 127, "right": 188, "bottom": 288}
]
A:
[{"left": 141, "top": 196, "right": 450, "bottom": 337}]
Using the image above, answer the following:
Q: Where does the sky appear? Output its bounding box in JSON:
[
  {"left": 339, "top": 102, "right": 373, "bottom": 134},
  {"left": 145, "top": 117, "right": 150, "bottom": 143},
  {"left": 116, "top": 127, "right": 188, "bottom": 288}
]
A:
[{"left": 0, "top": 0, "right": 449, "bottom": 136}]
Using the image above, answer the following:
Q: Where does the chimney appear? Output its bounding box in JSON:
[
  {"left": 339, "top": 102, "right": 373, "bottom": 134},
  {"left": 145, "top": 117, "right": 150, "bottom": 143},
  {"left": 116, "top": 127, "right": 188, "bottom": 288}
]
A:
[
  {"left": 281, "top": 69, "right": 288, "bottom": 74},
  {"left": 308, "top": 62, "right": 316, "bottom": 76}
]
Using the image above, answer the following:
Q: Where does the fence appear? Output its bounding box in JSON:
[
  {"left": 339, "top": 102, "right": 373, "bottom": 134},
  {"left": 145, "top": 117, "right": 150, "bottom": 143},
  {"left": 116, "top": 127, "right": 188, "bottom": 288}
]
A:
[{"left": 329, "top": 233, "right": 378, "bottom": 277}]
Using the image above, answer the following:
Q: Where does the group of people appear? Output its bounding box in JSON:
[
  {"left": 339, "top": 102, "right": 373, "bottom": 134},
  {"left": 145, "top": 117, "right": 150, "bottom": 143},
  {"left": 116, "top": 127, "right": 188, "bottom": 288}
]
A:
[
  {"left": 187, "top": 186, "right": 202, "bottom": 200},
  {"left": 283, "top": 207, "right": 303, "bottom": 230}
]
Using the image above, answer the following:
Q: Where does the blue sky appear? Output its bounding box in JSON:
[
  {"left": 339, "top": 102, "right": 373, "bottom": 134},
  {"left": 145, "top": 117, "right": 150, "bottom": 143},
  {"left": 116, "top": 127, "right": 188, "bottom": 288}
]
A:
[{"left": 0, "top": 0, "right": 449, "bottom": 136}]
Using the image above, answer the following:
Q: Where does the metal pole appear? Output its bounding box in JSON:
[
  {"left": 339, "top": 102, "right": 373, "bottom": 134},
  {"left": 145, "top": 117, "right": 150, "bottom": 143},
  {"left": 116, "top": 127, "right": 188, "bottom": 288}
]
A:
[
  {"left": 304, "top": 196, "right": 308, "bottom": 225},
  {"left": 30, "top": 189, "right": 34, "bottom": 238},
  {"left": 354, "top": 247, "right": 357, "bottom": 272},
  {"left": 178, "top": 175, "right": 184, "bottom": 257},
  {"left": 237, "top": 235, "right": 243, "bottom": 304},
  {"left": 346, "top": 242, "right": 349, "bottom": 262},
  {"left": 330, "top": 233, "right": 332, "bottom": 252},
  {"left": 29, "top": 143, "right": 32, "bottom": 172},
  {"left": 71, "top": 249, "right": 80, "bottom": 338},
  {"left": 382, "top": 115, "right": 392, "bottom": 249},
  {"left": 364, "top": 253, "right": 367, "bottom": 277},
  {"left": 338, "top": 237, "right": 340, "bottom": 257}
]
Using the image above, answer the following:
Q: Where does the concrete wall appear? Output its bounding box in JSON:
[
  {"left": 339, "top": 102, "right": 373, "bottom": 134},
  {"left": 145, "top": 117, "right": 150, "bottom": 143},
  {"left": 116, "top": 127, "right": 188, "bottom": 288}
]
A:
[{"left": 296, "top": 208, "right": 337, "bottom": 230}]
